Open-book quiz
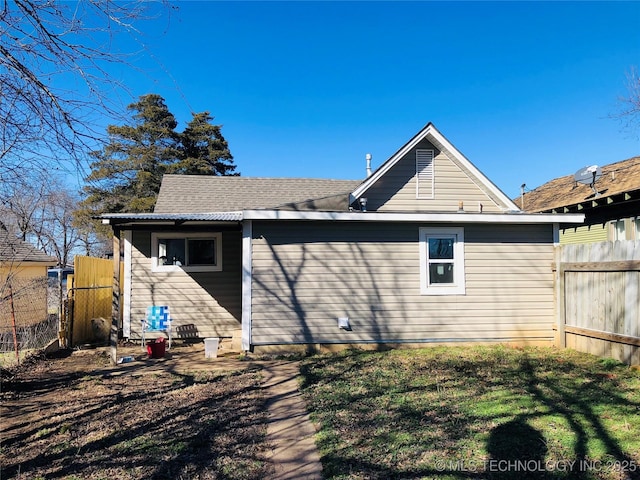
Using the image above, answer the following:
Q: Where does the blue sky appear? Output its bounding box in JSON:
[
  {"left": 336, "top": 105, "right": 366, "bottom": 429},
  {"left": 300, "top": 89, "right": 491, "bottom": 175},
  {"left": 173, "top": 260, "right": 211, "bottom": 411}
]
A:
[{"left": 104, "top": 1, "right": 639, "bottom": 198}]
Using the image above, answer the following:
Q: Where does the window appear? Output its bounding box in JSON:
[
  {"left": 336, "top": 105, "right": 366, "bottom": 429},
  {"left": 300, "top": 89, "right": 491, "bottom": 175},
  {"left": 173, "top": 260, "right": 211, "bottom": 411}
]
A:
[
  {"left": 152, "top": 232, "right": 222, "bottom": 272},
  {"left": 612, "top": 219, "right": 626, "bottom": 241},
  {"left": 419, "top": 227, "right": 465, "bottom": 295},
  {"left": 416, "top": 149, "right": 434, "bottom": 199}
]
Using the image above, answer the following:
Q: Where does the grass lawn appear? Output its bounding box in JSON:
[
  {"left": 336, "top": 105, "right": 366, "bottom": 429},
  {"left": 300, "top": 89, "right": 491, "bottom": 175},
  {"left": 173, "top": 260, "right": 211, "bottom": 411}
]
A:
[{"left": 299, "top": 345, "right": 640, "bottom": 480}]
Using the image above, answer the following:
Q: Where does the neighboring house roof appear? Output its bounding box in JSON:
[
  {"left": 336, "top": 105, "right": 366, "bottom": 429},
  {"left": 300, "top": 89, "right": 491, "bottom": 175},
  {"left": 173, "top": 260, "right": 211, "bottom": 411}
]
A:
[
  {"left": 0, "top": 231, "right": 58, "bottom": 264},
  {"left": 519, "top": 156, "right": 640, "bottom": 214},
  {"left": 154, "top": 176, "right": 362, "bottom": 213}
]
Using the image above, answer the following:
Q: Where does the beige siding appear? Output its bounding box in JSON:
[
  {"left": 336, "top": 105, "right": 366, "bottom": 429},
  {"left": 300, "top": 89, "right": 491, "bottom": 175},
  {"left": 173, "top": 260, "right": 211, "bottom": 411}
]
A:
[
  {"left": 365, "top": 139, "right": 504, "bottom": 213},
  {"left": 250, "top": 221, "right": 554, "bottom": 345},
  {"left": 128, "top": 229, "right": 242, "bottom": 340}
]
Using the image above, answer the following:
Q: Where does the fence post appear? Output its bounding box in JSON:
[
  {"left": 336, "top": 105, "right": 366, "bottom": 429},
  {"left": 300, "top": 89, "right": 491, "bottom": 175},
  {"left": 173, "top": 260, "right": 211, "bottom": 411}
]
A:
[
  {"left": 555, "top": 245, "right": 566, "bottom": 348},
  {"left": 8, "top": 281, "right": 19, "bottom": 364},
  {"left": 557, "top": 265, "right": 566, "bottom": 348},
  {"left": 66, "top": 292, "right": 74, "bottom": 348},
  {"left": 110, "top": 229, "right": 121, "bottom": 365},
  {"left": 553, "top": 245, "right": 567, "bottom": 348}
]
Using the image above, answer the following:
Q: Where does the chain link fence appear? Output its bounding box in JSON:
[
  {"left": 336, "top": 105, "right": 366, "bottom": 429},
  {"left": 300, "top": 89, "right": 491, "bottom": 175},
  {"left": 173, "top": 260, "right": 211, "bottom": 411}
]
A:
[{"left": 0, "top": 276, "right": 61, "bottom": 368}]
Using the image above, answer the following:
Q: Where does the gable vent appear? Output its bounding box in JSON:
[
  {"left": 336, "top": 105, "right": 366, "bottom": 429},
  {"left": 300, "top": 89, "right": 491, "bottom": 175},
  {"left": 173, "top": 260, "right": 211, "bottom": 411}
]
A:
[{"left": 416, "top": 149, "right": 434, "bottom": 199}]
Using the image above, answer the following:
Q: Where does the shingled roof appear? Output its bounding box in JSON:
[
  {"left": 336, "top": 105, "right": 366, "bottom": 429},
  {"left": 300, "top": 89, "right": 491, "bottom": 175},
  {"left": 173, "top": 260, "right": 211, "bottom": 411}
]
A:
[
  {"left": 154, "top": 175, "right": 362, "bottom": 213},
  {"left": 0, "top": 231, "right": 58, "bottom": 264},
  {"left": 519, "top": 156, "right": 640, "bottom": 213}
]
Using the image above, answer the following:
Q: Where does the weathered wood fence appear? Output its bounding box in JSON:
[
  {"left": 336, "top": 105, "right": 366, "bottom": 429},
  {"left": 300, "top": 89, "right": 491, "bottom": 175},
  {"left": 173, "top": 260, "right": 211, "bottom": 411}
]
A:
[
  {"left": 65, "top": 256, "right": 122, "bottom": 347},
  {"left": 555, "top": 240, "right": 640, "bottom": 366}
]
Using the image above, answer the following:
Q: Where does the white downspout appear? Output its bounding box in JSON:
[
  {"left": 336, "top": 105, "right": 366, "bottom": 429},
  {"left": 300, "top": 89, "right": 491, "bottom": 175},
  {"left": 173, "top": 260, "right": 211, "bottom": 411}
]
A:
[{"left": 241, "top": 220, "right": 253, "bottom": 352}]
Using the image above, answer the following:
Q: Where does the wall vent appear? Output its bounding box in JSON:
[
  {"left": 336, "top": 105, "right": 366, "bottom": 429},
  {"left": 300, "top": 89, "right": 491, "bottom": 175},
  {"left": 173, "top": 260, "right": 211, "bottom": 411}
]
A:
[{"left": 416, "top": 149, "right": 434, "bottom": 199}]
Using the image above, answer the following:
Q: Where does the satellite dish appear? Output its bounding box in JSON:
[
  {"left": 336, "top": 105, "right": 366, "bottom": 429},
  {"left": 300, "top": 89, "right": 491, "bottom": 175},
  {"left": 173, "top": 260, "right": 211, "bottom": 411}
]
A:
[{"left": 574, "top": 165, "right": 602, "bottom": 196}]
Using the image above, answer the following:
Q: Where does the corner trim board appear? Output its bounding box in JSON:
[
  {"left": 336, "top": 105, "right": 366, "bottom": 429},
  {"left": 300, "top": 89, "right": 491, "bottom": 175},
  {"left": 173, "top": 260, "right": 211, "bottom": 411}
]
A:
[{"left": 123, "top": 230, "right": 132, "bottom": 338}]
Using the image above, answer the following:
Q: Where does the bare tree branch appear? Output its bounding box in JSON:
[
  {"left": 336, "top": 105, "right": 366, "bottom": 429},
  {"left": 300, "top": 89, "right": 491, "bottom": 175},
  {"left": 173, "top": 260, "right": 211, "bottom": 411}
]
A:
[
  {"left": 0, "top": 0, "right": 172, "bottom": 185},
  {"left": 612, "top": 66, "right": 640, "bottom": 138}
]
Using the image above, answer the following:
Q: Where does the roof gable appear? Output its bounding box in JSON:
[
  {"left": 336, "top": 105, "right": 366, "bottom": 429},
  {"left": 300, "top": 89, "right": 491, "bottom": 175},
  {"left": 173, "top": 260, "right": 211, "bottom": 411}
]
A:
[
  {"left": 154, "top": 176, "right": 362, "bottom": 213},
  {"left": 350, "top": 123, "right": 519, "bottom": 212}
]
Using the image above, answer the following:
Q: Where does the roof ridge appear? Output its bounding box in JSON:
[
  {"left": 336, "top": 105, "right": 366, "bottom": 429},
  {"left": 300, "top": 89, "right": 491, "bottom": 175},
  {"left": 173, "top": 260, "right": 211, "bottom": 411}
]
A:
[{"left": 163, "top": 174, "right": 362, "bottom": 182}]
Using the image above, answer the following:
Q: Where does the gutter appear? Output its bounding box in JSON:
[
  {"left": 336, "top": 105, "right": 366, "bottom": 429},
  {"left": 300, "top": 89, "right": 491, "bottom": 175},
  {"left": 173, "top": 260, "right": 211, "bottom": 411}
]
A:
[{"left": 242, "top": 210, "right": 585, "bottom": 224}]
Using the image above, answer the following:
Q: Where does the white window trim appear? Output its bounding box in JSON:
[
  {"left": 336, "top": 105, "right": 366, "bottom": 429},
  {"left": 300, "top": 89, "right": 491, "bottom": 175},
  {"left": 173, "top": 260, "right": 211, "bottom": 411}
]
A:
[
  {"left": 151, "top": 232, "right": 223, "bottom": 273},
  {"left": 419, "top": 227, "right": 465, "bottom": 295}
]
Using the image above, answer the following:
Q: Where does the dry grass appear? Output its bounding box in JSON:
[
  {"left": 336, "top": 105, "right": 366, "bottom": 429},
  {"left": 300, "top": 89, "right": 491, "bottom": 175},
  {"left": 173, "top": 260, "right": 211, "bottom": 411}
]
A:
[{"left": 1, "top": 349, "right": 272, "bottom": 479}]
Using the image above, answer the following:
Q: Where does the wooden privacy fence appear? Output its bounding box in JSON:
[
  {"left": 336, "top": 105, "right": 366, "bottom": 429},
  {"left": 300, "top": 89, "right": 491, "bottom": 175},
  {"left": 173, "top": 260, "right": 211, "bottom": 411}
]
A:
[
  {"left": 65, "top": 256, "right": 123, "bottom": 347},
  {"left": 555, "top": 240, "right": 640, "bottom": 366}
]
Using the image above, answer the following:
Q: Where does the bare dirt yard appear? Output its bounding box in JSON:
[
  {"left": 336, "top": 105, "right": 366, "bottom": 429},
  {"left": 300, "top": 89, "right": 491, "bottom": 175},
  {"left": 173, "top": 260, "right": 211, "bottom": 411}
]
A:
[{"left": 1, "top": 344, "right": 273, "bottom": 479}]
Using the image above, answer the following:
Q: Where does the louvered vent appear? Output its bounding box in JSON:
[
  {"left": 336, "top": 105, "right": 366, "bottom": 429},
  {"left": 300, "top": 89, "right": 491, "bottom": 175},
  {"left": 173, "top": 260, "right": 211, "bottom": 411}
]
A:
[{"left": 416, "top": 149, "right": 434, "bottom": 199}]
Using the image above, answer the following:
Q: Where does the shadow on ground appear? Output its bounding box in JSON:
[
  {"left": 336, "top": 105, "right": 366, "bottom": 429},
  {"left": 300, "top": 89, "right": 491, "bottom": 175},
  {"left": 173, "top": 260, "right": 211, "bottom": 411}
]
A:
[{"left": 1, "top": 345, "right": 273, "bottom": 480}]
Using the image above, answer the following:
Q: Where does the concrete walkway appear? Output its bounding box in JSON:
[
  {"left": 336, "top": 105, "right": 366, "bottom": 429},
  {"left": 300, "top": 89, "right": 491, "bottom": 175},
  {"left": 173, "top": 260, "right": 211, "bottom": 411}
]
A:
[
  {"left": 110, "top": 344, "right": 324, "bottom": 478},
  {"left": 262, "top": 360, "right": 324, "bottom": 480}
]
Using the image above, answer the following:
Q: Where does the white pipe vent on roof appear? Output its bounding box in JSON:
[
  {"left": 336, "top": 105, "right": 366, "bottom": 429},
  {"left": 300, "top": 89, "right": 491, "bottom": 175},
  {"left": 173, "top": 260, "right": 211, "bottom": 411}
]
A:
[{"left": 366, "top": 153, "right": 372, "bottom": 177}]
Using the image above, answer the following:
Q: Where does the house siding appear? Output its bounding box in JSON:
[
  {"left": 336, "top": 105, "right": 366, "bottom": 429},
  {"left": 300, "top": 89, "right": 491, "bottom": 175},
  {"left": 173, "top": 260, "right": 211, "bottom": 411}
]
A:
[
  {"left": 0, "top": 264, "right": 50, "bottom": 330},
  {"left": 250, "top": 221, "right": 554, "bottom": 346},
  {"left": 559, "top": 224, "right": 608, "bottom": 244},
  {"left": 127, "top": 229, "right": 242, "bottom": 340},
  {"left": 365, "top": 139, "right": 504, "bottom": 213}
]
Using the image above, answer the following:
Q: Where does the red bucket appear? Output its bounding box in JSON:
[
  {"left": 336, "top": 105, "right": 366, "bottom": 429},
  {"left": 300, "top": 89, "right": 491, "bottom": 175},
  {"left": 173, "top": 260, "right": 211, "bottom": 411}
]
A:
[{"left": 147, "top": 337, "right": 166, "bottom": 358}]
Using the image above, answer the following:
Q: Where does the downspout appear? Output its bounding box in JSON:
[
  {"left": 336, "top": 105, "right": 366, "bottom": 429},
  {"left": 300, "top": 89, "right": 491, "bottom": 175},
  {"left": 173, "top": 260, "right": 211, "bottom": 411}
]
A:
[
  {"left": 241, "top": 220, "right": 253, "bottom": 352},
  {"left": 110, "top": 226, "right": 121, "bottom": 365}
]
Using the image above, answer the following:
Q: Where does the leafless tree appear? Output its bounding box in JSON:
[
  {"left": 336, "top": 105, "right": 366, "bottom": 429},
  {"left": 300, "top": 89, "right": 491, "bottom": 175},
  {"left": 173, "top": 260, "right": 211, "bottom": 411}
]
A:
[
  {"left": 0, "top": 173, "right": 107, "bottom": 265},
  {"left": 613, "top": 66, "right": 640, "bottom": 137},
  {"left": 0, "top": 0, "right": 171, "bottom": 186}
]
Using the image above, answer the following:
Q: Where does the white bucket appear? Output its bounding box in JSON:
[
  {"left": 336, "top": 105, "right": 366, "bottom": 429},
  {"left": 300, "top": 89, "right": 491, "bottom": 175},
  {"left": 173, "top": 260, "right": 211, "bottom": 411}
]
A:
[{"left": 204, "top": 337, "right": 220, "bottom": 358}]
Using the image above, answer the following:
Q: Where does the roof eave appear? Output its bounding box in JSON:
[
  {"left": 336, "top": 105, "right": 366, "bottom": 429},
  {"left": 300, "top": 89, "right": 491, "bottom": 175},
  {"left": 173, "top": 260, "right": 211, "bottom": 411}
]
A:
[
  {"left": 99, "top": 209, "right": 584, "bottom": 225},
  {"left": 243, "top": 209, "right": 585, "bottom": 224},
  {"left": 99, "top": 212, "right": 243, "bottom": 227},
  {"left": 0, "top": 259, "right": 58, "bottom": 266}
]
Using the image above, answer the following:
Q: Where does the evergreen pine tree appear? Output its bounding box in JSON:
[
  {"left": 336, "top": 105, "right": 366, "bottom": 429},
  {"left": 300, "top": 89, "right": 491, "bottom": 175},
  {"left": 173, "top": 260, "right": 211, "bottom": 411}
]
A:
[
  {"left": 80, "top": 94, "right": 237, "bottom": 220},
  {"left": 83, "top": 94, "right": 180, "bottom": 213},
  {"left": 174, "top": 111, "right": 237, "bottom": 176}
]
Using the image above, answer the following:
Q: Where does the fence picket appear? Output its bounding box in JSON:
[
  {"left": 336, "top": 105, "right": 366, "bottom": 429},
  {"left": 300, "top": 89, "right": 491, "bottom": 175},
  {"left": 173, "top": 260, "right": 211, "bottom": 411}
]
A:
[{"left": 555, "top": 240, "right": 640, "bottom": 365}]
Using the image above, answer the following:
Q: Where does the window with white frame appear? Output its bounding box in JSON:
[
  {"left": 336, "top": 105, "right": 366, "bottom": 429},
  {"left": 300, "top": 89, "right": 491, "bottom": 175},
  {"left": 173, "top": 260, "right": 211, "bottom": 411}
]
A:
[
  {"left": 419, "top": 227, "right": 465, "bottom": 295},
  {"left": 151, "top": 232, "right": 222, "bottom": 272},
  {"left": 612, "top": 219, "right": 626, "bottom": 241}
]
